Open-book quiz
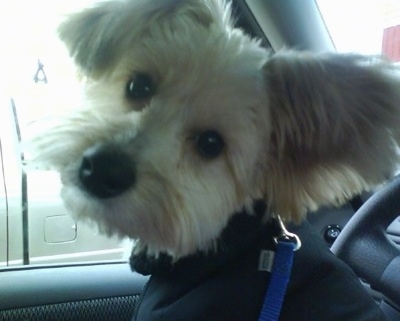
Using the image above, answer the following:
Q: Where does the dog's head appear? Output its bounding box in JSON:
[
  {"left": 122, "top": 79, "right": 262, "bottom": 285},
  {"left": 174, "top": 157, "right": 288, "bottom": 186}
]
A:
[{"left": 29, "top": 0, "right": 400, "bottom": 258}]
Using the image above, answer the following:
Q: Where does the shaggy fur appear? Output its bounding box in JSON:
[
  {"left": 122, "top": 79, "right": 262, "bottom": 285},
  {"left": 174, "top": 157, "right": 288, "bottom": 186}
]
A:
[{"left": 28, "top": 0, "right": 400, "bottom": 259}]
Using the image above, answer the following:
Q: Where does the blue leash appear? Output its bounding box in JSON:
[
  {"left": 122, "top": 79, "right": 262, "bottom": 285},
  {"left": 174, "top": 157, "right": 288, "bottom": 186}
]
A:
[{"left": 259, "top": 216, "right": 301, "bottom": 321}]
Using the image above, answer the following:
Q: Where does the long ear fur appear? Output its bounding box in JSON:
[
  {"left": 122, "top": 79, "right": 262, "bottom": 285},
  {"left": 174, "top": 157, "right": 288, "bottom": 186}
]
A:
[
  {"left": 58, "top": 1, "right": 125, "bottom": 76},
  {"left": 263, "top": 52, "right": 400, "bottom": 221},
  {"left": 58, "top": 0, "right": 230, "bottom": 77}
]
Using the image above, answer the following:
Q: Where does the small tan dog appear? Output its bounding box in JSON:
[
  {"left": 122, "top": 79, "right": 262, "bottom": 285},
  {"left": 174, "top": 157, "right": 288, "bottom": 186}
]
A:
[{"left": 29, "top": 0, "right": 399, "bottom": 320}]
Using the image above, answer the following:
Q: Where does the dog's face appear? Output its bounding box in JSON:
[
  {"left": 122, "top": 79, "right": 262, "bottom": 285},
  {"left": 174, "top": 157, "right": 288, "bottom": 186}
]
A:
[
  {"left": 29, "top": 0, "right": 400, "bottom": 258},
  {"left": 35, "top": 0, "right": 270, "bottom": 257}
]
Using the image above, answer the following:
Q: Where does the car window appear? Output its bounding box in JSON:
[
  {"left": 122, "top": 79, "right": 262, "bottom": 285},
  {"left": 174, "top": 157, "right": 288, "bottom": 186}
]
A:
[
  {"left": 0, "top": 135, "right": 8, "bottom": 267},
  {"left": 317, "top": 0, "right": 400, "bottom": 61},
  {"left": 0, "top": 0, "right": 131, "bottom": 267}
]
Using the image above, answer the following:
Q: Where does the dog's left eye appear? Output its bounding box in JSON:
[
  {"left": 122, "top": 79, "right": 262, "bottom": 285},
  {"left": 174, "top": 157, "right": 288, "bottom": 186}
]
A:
[
  {"left": 126, "top": 73, "right": 156, "bottom": 100},
  {"left": 195, "top": 130, "right": 225, "bottom": 159}
]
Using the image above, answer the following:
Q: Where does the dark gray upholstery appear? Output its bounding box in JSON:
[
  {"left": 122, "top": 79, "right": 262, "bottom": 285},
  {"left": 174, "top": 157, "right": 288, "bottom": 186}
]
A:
[
  {"left": 0, "top": 295, "right": 139, "bottom": 321},
  {"left": 0, "top": 263, "right": 148, "bottom": 321}
]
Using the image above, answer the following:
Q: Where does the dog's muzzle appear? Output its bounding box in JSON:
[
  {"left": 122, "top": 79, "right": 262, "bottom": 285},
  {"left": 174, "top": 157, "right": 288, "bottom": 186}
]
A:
[{"left": 79, "top": 144, "right": 135, "bottom": 198}]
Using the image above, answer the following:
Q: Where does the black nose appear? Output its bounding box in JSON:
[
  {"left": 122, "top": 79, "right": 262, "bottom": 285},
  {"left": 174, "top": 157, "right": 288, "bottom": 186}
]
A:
[{"left": 79, "top": 144, "right": 135, "bottom": 198}]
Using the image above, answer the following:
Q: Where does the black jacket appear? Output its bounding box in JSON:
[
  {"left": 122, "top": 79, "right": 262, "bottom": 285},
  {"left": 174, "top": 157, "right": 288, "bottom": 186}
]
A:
[{"left": 131, "top": 206, "right": 387, "bottom": 321}]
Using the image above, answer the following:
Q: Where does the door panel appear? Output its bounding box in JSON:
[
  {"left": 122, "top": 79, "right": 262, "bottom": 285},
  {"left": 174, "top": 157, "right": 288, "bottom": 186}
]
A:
[{"left": 0, "top": 262, "right": 148, "bottom": 321}]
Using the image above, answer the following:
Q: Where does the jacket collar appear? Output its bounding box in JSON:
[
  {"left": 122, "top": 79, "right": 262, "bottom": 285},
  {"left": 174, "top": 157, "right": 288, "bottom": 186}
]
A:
[{"left": 130, "top": 201, "right": 279, "bottom": 278}]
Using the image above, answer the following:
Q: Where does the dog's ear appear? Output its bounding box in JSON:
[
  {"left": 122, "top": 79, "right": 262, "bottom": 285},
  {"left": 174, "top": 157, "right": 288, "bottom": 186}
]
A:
[
  {"left": 262, "top": 52, "right": 400, "bottom": 221},
  {"left": 58, "top": 2, "right": 125, "bottom": 76},
  {"left": 58, "top": 0, "right": 231, "bottom": 77}
]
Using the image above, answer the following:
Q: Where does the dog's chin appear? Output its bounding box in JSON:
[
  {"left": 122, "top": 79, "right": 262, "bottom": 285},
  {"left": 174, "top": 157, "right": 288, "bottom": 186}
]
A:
[
  {"left": 60, "top": 185, "right": 135, "bottom": 238},
  {"left": 60, "top": 182, "right": 250, "bottom": 259}
]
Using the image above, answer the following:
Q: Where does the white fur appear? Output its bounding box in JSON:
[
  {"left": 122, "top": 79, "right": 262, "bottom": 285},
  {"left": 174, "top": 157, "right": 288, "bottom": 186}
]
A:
[{"left": 27, "top": 0, "right": 400, "bottom": 259}]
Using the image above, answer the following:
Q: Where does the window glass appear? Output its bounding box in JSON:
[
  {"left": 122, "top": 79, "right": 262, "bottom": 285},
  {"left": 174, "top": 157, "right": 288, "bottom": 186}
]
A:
[
  {"left": 0, "top": 141, "right": 8, "bottom": 266},
  {"left": 317, "top": 0, "right": 400, "bottom": 61},
  {"left": 0, "top": 1, "right": 131, "bottom": 267},
  {"left": 317, "top": 0, "right": 400, "bottom": 176}
]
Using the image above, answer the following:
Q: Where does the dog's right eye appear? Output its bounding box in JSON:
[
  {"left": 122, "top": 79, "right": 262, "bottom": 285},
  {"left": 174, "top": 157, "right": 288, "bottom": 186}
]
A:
[
  {"left": 195, "top": 130, "right": 225, "bottom": 159},
  {"left": 125, "top": 73, "right": 156, "bottom": 100}
]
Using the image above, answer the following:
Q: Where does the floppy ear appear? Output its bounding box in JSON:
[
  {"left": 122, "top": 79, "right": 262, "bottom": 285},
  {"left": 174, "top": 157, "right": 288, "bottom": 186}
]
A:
[
  {"left": 58, "top": 2, "right": 125, "bottom": 76},
  {"left": 58, "top": 0, "right": 229, "bottom": 77},
  {"left": 263, "top": 52, "right": 400, "bottom": 221}
]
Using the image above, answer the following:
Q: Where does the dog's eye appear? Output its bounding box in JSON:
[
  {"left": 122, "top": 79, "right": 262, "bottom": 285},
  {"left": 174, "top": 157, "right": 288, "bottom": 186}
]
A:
[
  {"left": 126, "top": 73, "right": 155, "bottom": 100},
  {"left": 195, "top": 130, "right": 225, "bottom": 159}
]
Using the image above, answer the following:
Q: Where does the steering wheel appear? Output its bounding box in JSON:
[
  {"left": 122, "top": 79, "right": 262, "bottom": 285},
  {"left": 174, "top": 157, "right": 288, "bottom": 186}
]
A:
[{"left": 331, "top": 175, "right": 400, "bottom": 307}]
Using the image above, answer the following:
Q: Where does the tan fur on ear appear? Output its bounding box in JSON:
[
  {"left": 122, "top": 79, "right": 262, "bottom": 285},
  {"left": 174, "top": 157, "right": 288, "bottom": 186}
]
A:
[
  {"left": 263, "top": 51, "right": 400, "bottom": 222},
  {"left": 58, "top": 1, "right": 124, "bottom": 76},
  {"left": 59, "top": 0, "right": 230, "bottom": 77}
]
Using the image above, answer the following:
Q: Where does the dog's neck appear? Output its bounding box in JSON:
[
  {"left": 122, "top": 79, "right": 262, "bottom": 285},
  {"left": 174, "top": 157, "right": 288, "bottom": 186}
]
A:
[{"left": 130, "top": 201, "right": 278, "bottom": 277}]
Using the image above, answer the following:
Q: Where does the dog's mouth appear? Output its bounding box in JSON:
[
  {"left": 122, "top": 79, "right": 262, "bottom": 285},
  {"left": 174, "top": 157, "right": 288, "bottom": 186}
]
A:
[{"left": 78, "top": 143, "right": 136, "bottom": 199}]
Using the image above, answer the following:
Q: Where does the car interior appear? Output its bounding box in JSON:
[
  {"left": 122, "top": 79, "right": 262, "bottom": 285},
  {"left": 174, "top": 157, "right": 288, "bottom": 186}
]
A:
[{"left": 1, "top": 0, "right": 400, "bottom": 320}]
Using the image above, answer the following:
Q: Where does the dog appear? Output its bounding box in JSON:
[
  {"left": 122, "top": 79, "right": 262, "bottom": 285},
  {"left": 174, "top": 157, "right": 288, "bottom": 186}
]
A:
[{"left": 27, "top": 0, "right": 400, "bottom": 320}]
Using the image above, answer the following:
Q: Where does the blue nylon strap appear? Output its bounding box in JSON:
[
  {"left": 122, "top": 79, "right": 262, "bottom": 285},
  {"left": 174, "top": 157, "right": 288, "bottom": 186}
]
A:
[{"left": 258, "top": 241, "right": 296, "bottom": 321}]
